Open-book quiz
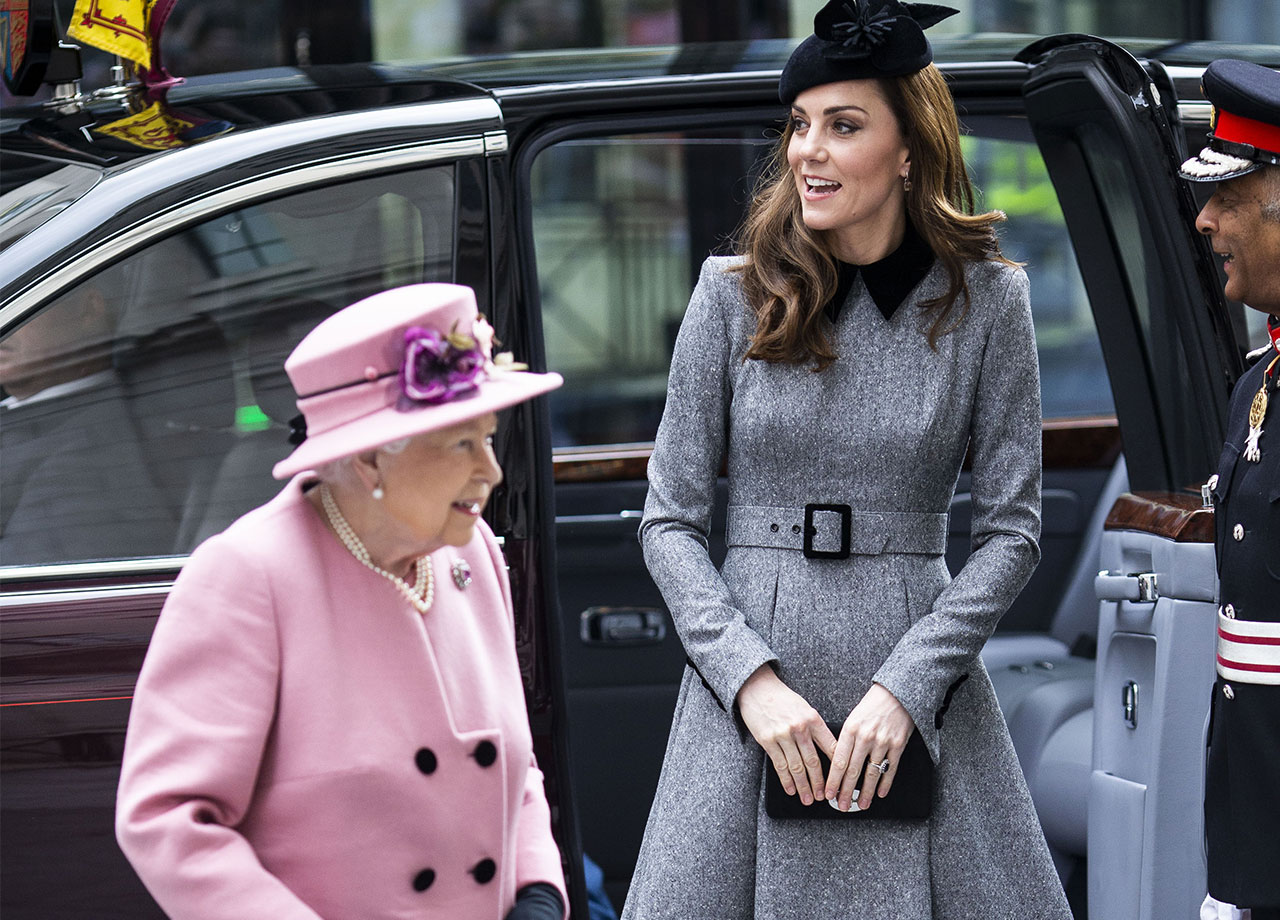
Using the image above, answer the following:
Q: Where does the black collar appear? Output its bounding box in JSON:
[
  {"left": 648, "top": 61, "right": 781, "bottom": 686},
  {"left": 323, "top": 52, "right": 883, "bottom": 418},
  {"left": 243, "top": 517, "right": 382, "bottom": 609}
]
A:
[{"left": 824, "top": 222, "right": 936, "bottom": 323}]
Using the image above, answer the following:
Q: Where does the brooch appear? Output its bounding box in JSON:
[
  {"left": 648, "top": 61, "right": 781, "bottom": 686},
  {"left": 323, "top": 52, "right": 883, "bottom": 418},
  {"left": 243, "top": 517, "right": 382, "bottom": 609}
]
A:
[{"left": 451, "top": 558, "right": 473, "bottom": 590}]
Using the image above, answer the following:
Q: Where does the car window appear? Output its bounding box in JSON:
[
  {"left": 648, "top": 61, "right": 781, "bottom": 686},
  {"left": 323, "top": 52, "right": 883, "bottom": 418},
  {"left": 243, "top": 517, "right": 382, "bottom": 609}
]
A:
[
  {"left": 530, "top": 127, "right": 773, "bottom": 449},
  {"left": 1077, "top": 122, "right": 1223, "bottom": 480},
  {"left": 530, "top": 117, "right": 1113, "bottom": 452},
  {"left": 0, "top": 166, "right": 454, "bottom": 567},
  {"left": 961, "top": 120, "right": 1112, "bottom": 419}
]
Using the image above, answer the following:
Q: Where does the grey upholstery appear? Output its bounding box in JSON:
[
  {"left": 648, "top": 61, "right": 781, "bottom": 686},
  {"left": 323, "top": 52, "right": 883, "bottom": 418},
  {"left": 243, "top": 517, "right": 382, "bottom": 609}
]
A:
[
  {"left": 980, "top": 456, "right": 1128, "bottom": 888},
  {"left": 1032, "top": 708, "right": 1091, "bottom": 858},
  {"left": 1048, "top": 455, "right": 1130, "bottom": 649},
  {"left": 115, "top": 315, "right": 237, "bottom": 554},
  {"left": 1004, "top": 661, "right": 1094, "bottom": 780},
  {"left": 982, "top": 455, "right": 1129, "bottom": 677},
  {"left": 1088, "top": 528, "right": 1218, "bottom": 920},
  {"left": 982, "top": 635, "right": 1074, "bottom": 693},
  {"left": 188, "top": 299, "right": 333, "bottom": 545}
]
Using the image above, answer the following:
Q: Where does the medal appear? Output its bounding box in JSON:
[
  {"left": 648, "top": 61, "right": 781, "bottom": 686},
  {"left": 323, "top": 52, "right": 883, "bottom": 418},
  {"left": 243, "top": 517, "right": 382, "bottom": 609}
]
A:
[
  {"left": 1244, "top": 352, "right": 1280, "bottom": 463},
  {"left": 1244, "top": 386, "right": 1268, "bottom": 461}
]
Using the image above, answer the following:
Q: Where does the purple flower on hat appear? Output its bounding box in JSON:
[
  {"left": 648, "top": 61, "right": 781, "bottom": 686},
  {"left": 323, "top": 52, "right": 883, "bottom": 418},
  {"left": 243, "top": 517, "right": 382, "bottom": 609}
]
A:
[{"left": 399, "top": 323, "right": 486, "bottom": 404}]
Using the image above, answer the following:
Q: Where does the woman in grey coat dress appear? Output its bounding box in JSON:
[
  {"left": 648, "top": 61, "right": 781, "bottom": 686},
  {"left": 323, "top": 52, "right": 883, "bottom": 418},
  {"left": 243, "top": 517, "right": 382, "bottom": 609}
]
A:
[{"left": 622, "top": 2, "right": 1072, "bottom": 918}]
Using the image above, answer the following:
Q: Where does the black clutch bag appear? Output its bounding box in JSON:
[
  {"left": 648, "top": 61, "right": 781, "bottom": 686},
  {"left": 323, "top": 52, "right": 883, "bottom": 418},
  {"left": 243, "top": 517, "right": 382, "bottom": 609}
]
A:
[{"left": 763, "top": 722, "right": 933, "bottom": 820}]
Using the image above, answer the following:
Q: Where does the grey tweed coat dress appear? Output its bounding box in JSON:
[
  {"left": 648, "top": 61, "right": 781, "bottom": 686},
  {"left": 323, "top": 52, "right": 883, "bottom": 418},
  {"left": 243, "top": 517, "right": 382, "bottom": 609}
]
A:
[{"left": 622, "top": 255, "right": 1072, "bottom": 919}]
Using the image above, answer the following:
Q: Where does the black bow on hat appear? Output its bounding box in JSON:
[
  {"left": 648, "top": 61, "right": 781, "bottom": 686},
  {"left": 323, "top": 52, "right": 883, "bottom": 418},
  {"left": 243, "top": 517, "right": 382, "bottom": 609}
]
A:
[{"left": 780, "top": 0, "right": 959, "bottom": 103}]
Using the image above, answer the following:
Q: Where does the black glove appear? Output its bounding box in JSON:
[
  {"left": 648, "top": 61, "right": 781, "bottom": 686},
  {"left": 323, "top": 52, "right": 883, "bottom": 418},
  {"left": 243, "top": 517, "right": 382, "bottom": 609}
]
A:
[{"left": 503, "top": 882, "right": 564, "bottom": 920}]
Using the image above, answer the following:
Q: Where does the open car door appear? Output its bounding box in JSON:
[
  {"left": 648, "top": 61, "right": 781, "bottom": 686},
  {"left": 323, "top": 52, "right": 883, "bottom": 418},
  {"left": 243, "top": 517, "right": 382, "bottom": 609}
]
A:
[
  {"left": 1019, "top": 35, "right": 1248, "bottom": 920},
  {"left": 1020, "top": 34, "right": 1243, "bottom": 491}
]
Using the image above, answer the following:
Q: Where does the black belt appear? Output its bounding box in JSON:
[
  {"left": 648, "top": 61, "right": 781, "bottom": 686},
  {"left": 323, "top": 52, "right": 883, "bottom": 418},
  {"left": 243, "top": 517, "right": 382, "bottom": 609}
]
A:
[{"left": 725, "top": 504, "right": 948, "bottom": 558}]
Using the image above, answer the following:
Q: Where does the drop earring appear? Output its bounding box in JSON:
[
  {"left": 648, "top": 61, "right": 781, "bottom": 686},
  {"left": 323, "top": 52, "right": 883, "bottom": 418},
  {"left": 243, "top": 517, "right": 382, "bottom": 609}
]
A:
[
  {"left": 903, "top": 175, "right": 912, "bottom": 192},
  {"left": 372, "top": 481, "right": 385, "bottom": 500}
]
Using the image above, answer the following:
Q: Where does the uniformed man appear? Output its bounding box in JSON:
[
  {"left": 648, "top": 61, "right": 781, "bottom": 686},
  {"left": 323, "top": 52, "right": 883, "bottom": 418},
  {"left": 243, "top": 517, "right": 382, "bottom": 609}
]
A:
[{"left": 1180, "top": 58, "right": 1280, "bottom": 920}]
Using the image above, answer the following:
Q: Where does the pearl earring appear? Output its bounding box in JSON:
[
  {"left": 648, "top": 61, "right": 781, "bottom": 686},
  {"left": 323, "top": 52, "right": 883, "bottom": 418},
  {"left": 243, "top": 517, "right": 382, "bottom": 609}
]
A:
[{"left": 372, "top": 484, "right": 385, "bottom": 500}]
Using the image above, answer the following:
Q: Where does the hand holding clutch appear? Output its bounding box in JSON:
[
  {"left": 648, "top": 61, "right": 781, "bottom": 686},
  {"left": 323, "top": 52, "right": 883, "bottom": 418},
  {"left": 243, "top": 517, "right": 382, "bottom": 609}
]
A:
[
  {"left": 737, "top": 664, "right": 838, "bottom": 807},
  {"left": 764, "top": 724, "right": 932, "bottom": 820},
  {"left": 825, "top": 682, "right": 915, "bottom": 811}
]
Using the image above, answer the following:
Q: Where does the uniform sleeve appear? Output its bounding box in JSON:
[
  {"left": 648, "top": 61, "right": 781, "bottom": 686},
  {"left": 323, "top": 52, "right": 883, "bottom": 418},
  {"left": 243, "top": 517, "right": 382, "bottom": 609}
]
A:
[
  {"left": 480, "top": 526, "right": 569, "bottom": 917},
  {"left": 873, "top": 267, "right": 1042, "bottom": 761},
  {"left": 115, "top": 536, "right": 323, "bottom": 920},
  {"left": 640, "top": 258, "right": 778, "bottom": 711}
]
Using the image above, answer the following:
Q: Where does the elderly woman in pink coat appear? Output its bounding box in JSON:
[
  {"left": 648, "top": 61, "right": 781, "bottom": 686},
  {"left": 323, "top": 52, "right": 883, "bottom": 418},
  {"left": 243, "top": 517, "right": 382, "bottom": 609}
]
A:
[{"left": 115, "top": 284, "right": 567, "bottom": 920}]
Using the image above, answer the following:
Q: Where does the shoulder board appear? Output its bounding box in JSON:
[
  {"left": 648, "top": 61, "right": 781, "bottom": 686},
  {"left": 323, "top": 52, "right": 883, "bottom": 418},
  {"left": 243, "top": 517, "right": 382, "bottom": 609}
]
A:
[{"left": 1246, "top": 343, "right": 1273, "bottom": 364}]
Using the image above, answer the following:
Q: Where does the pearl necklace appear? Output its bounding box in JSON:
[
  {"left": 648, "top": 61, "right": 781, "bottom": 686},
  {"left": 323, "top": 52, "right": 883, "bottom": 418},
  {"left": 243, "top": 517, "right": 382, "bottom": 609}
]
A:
[{"left": 319, "top": 483, "right": 434, "bottom": 614}]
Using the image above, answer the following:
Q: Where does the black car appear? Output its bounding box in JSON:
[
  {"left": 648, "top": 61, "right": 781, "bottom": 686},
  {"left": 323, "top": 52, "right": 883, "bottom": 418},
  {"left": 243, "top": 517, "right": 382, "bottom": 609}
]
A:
[{"left": 2, "top": 32, "right": 1276, "bottom": 920}]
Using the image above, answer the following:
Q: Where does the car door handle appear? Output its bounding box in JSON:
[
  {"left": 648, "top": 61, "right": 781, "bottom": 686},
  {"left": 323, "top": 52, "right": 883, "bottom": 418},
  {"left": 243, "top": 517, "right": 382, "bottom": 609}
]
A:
[
  {"left": 1095, "top": 570, "right": 1159, "bottom": 602},
  {"left": 556, "top": 511, "right": 644, "bottom": 525},
  {"left": 579, "top": 606, "right": 666, "bottom": 646}
]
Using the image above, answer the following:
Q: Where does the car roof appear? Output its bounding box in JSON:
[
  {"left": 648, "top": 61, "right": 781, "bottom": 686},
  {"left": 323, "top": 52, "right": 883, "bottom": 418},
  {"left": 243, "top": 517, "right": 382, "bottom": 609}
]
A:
[
  {"left": 7, "top": 37, "right": 1276, "bottom": 134},
  {"left": 1, "top": 38, "right": 1274, "bottom": 229}
]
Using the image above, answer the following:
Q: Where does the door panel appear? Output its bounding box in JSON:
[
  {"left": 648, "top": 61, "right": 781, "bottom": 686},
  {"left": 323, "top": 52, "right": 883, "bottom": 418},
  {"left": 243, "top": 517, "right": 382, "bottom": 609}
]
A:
[{"left": 0, "top": 584, "right": 169, "bottom": 919}]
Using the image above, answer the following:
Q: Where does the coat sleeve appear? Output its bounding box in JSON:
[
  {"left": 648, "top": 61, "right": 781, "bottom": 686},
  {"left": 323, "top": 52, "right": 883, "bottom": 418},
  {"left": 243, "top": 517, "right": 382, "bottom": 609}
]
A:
[
  {"left": 513, "top": 756, "right": 568, "bottom": 918},
  {"left": 873, "top": 267, "right": 1042, "bottom": 761},
  {"left": 479, "top": 526, "right": 569, "bottom": 918},
  {"left": 640, "top": 258, "right": 778, "bottom": 712},
  {"left": 115, "top": 535, "right": 323, "bottom": 920}
]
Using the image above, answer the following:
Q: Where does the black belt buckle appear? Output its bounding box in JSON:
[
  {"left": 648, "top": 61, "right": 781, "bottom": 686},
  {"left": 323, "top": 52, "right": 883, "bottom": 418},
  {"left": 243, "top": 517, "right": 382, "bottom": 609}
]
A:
[{"left": 803, "top": 503, "right": 851, "bottom": 559}]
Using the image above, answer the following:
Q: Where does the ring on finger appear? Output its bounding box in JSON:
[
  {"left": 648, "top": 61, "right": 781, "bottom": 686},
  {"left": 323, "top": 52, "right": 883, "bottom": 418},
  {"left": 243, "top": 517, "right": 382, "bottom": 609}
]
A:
[{"left": 870, "top": 758, "right": 891, "bottom": 774}]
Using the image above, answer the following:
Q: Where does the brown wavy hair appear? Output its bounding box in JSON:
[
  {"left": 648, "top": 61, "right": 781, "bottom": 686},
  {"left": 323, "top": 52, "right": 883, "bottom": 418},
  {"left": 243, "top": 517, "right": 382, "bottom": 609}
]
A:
[{"left": 735, "top": 64, "right": 1015, "bottom": 369}]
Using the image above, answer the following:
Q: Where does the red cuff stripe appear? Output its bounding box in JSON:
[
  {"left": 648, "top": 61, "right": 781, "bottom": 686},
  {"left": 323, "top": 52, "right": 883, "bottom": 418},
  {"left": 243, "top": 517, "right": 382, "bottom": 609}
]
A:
[
  {"left": 1215, "top": 110, "right": 1280, "bottom": 156},
  {"left": 1219, "top": 626, "right": 1280, "bottom": 646},
  {"left": 1218, "top": 654, "right": 1280, "bottom": 673}
]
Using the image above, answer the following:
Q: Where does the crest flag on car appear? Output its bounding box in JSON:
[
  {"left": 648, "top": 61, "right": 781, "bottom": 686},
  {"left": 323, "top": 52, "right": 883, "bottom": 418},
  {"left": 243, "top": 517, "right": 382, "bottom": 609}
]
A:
[
  {"left": 95, "top": 98, "right": 232, "bottom": 149},
  {"left": 95, "top": 99, "right": 193, "bottom": 149},
  {"left": 67, "top": 0, "right": 176, "bottom": 73}
]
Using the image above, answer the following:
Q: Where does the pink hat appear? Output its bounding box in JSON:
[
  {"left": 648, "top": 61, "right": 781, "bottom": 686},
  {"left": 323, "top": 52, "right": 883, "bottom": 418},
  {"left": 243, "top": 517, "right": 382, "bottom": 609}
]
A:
[{"left": 272, "top": 284, "right": 562, "bottom": 479}]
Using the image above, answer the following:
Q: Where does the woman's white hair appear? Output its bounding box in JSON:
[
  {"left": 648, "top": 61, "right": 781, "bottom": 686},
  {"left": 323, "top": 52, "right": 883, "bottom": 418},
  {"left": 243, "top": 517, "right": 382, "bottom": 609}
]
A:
[{"left": 313, "top": 437, "right": 411, "bottom": 482}]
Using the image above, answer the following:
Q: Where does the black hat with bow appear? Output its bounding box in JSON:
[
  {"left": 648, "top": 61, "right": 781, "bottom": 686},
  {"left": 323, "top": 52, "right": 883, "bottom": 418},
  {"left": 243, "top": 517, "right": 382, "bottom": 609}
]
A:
[{"left": 780, "top": 0, "right": 960, "bottom": 104}]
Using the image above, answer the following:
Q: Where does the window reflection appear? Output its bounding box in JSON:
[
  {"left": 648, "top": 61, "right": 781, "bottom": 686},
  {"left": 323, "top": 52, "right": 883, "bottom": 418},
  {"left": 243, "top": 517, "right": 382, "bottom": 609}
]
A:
[{"left": 0, "top": 166, "right": 454, "bottom": 567}]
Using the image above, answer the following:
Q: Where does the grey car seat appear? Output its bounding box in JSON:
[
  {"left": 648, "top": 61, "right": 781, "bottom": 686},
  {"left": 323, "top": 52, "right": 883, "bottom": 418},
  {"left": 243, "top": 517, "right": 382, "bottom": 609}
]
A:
[
  {"left": 187, "top": 298, "right": 333, "bottom": 545},
  {"left": 980, "top": 455, "right": 1129, "bottom": 887}
]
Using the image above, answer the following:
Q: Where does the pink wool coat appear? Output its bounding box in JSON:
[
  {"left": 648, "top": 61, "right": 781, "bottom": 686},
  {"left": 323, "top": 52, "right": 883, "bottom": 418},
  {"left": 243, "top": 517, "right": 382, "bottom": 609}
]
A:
[{"left": 116, "top": 475, "right": 567, "bottom": 919}]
